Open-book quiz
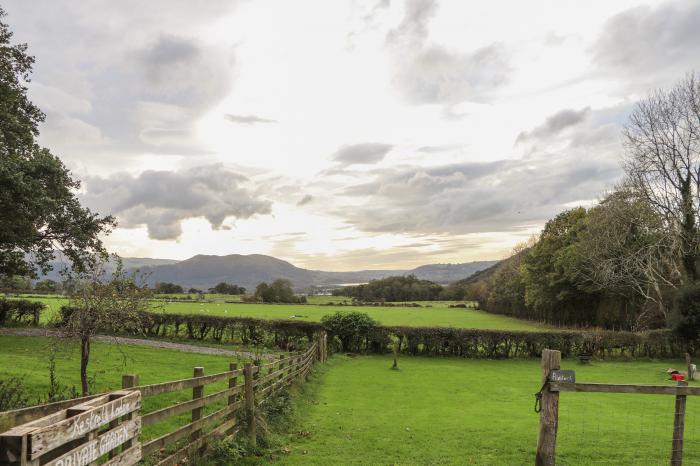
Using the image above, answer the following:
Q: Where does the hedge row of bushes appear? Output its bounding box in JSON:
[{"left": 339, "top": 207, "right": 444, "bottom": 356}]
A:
[
  {"left": 367, "top": 327, "right": 684, "bottom": 359},
  {"left": 55, "top": 307, "right": 687, "bottom": 359},
  {"left": 0, "top": 299, "right": 44, "bottom": 326},
  {"left": 59, "top": 307, "right": 321, "bottom": 351}
]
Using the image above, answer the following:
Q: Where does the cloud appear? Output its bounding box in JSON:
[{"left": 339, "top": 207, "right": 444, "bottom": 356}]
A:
[
  {"left": 592, "top": 1, "right": 700, "bottom": 78},
  {"left": 516, "top": 107, "right": 590, "bottom": 144},
  {"left": 81, "top": 165, "right": 271, "bottom": 240},
  {"left": 332, "top": 143, "right": 393, "bottom": 166},
  {"left": 385, "top": 0, "right": 438, "bottom": 50},
  {"left": 297, "top": 194, "right": 314, "bottom": 206},
  {"left": 392, "top": 44, "right": 510, "bottom": 104},
  {"left": 5, "top": 1, "right": 237, "bottom": 162},
  {"left": 332, "top": 108, "right": 624, "bottom": 236},
  {"left": 384, "top": 0, "right": 509, "bottom": 105},
  {"left": 224, "top": 114, "right": 277, "bottom": 125}
]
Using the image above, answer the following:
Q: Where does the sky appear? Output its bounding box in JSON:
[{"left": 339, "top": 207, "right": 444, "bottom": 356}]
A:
[{"left": 4, "top": 0, "right": 700, "bottom": 271}]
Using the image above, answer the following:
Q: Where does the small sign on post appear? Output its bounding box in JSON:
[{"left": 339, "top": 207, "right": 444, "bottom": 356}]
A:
[{"left": 549, "top": 370, "right": 576, "bottom": 383}]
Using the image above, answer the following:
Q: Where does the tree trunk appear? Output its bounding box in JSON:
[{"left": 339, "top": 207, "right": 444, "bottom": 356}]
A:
[
  {"left": 80, "top": 336, "right": 90, "bottom": 396},
  {"left": 680, "top": 175, "right": 699, "bottom": 283}
]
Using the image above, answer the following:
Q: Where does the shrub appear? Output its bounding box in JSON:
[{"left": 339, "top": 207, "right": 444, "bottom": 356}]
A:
[
  {"left": 0, "top": 377, "right": 29, "bottom": 411},
  {"left": 0, "top": 299, "right": 44, "bottom": 326},
  {"left": 674, "top": 283, "right": 700, "bottom": 344},
  {"left": 321, "top": 311, "right": 377, "bottom": 352}
]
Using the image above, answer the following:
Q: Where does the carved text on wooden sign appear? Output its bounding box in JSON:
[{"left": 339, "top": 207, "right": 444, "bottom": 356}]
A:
[{"left": 549, "top": 370, "right": 576, "bottom": 383}]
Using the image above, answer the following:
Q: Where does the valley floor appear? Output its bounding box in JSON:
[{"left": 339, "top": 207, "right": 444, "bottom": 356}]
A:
[
  {"left": 274, "top": 355, "right": 700, "bottom": 465},
  {"left": 12, "top": 294, "right": 549, "bottom": 331}
]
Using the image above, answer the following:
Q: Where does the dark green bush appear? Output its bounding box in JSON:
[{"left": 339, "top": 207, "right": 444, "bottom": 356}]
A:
[
  {"left": 674, "top": 283, "right": 700, "bottom": 344},
  {"left": 321, "top": 311, "right": 377, "bottom": 352},
  {"left": 0, "top": 299, "right": 44, "bottom": 326},
  {"left": 0, "top": 377, "right": 29, "bottom": 411}
]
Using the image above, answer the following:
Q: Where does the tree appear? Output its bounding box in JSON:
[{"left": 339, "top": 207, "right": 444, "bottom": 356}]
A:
[
  {"left": 623, "top": 73, "right": 700, "bottom": 283},
  {"left": 576, "top": 186, "right": 679, "bottom": 327},
  {"left": 0, "top": 8, "right": 114, "bottom": 280},
  {"left": 155, "top": 282, "right": 184, "bottom": 294},
  {"left": 59, "top": 259, "right": 151, "bottom": 395},
  {"left": 521, "top": 208, "right": 593, "bottom": 317},
  {"left": 35, "top": 279, "right": 60, "bottom": 293},
  {"left": 253, "top": 279, "right": 305, "bottom": 303},
  {"left": 209, "top": 282, "right": 245, "bottom": 295},
  {"left": 321, "top": 311, "right": 377, "bottom": 352}
]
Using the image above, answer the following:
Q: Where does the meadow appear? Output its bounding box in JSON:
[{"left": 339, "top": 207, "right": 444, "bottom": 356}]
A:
[
  {"left": 275, "top": 355, "right": 700, "bottom": 465},
  {"left": 7, "top": 294, "right": 548, "bottom": 331},
  {"left": 0, "top": 335, "right": 244, "bottom": 441}
]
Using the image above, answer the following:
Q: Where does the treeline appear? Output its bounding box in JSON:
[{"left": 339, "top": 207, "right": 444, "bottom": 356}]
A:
[
  {"left": 457, "top": 74, "right": 700, "bottom": 334},
  {"left": 332, "top": 275, "right": 444, "bottom": 301},
  {"left": 460, "top": 198, "right": 696, "bottom": 330},
  {"left": 248, "top": 279, "right": 307, "bottom": 303}
]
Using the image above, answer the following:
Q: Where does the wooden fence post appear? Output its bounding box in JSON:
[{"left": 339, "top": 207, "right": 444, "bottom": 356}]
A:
[
  {"left": 228, "top": 363, "right": 238, "bottom": 423},
  {"left": 536, "top": 349, "right": 560, "bottom": 466},
  {"left": 324, "top": 331, "right": 328, "bottom": 362},
  {"left": 121, "top": 374, "right": 139, "bottom": 452},
  {"left": 278, "top": 355, "right": 285, "bottom": 391},
  {"left": 244, "top": 363, "right": 256, "bottom": 447},
  {"left": 671, "top": 380, "right": 688, "bottom": 465},
  {"left": 191, "top": 367, "right": 204, "bottom": 443}
]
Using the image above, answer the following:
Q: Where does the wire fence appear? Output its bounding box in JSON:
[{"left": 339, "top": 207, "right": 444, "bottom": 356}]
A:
[{"left": 557, "top": 392, "right": 700, "bottom": 464}]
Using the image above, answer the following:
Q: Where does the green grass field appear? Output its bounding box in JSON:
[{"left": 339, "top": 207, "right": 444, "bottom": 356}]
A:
[
  {"left": 0, "top": 335, "right": 244, "bottom": 441},
  {"left": 275, "top": 355, "right": 700, "bottom": 465},
  {"left": 8, "top": 294, "right": 547, "bottom": 331}
]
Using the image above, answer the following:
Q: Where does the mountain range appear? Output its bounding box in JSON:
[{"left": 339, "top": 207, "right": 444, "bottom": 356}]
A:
[{"left": 39, "top": 254, "right": 497, "bottom": 291}]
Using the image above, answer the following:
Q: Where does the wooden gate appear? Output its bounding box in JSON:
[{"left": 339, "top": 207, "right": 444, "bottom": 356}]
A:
[
  {"left": 0, "top": 390, "right": 141, "bottom": 466},
  {"left": 535, "top": 349, "right": 699, "bottom": 466}
]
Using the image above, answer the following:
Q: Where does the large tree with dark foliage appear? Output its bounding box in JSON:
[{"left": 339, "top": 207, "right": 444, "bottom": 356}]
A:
[{"left": 0, "top": 8, "right": 114, "bottom": 279}]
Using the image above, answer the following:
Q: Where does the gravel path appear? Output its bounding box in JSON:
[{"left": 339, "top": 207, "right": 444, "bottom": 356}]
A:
[{"left": 0, "top": 327, "right": 275, "bottom": 359}]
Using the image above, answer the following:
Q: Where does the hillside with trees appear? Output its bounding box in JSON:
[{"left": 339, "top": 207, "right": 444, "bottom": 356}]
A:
[{"left": 462, "top": 74, "right": 700, "bottom": 331}]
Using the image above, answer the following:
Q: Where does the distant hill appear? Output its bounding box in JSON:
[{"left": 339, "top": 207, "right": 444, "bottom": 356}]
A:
[
  {"left": 37, "top": 253, "right": 497, "bottom": 291},
  {"left": 137, "top": 254, "right": 497, "bottom": 290},
  {"left": 137, "top": 254, "right": 315, "bottom": 290},
  {"left": 407, "top": 262, "right": 499, "bottom": 284}
]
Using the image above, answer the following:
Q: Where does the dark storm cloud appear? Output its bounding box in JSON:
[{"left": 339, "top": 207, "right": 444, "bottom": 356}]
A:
[
  {"left": 332, "top": 143, "right": 394, "bottom": 166},
  {"left": 592, "top": 1, "right": 700, "bottom": 77},
  {"left": 516, "top": 107, "right": 590, "bottom": 144},
  {"left": 81, "top": 165, "right": 271, "bottom": 240},
  {"left": 224, "top": 114, "right": 277, "bottom": 125}
]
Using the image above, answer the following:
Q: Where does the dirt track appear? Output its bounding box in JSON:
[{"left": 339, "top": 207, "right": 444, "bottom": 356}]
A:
[{"left": 0, "top": 327, "right": 275, "bottom": 359}]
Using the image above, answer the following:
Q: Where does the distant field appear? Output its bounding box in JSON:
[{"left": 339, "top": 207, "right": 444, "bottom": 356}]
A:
[
  {"left": 276, "top": 355, "right": 700, "bottom": 465},
  {"left": 7, "top": 293, "right": 546, "bottom": 331}
]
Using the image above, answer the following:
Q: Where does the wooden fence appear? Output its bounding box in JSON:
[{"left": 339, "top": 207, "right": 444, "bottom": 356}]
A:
[
  {"left": 535, "top": 348, "right": 698, "bottom": 466},
  {"left": 0, "top": 332, "right": 328, "bottom": 466}
]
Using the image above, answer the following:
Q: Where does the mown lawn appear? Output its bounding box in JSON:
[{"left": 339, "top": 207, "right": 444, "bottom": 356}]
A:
[
  {"left": 275, "top": 355, "right": 700, "bottom": 465},
  {"left": 0, "top": 335, "right": 245, "bottom": 441},
  {"left": 11, "top": 294, "right": 547, "bottom": 331}
]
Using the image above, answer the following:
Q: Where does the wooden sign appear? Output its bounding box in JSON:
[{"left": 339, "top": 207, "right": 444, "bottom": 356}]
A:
[
  {"left": 30, "top": 390, "right": 141, "bottom": 458},
  {"left": 549, "top": 370, "right": 575, "bottom": 383}
]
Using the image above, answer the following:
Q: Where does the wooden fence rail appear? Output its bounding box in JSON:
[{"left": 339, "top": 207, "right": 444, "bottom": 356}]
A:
[
  {"left": 535, "top": 348, "right": 697, "bottom": 466},
  {"left": 0, "top": 331, "right": 327, "bottom": 466}
]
